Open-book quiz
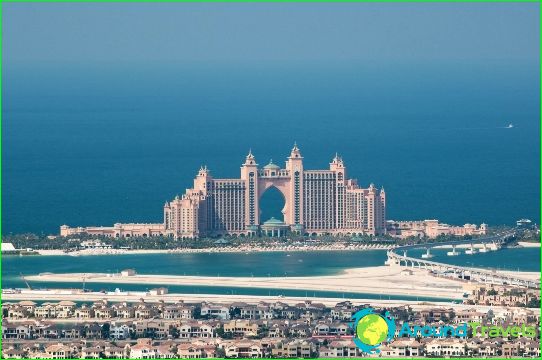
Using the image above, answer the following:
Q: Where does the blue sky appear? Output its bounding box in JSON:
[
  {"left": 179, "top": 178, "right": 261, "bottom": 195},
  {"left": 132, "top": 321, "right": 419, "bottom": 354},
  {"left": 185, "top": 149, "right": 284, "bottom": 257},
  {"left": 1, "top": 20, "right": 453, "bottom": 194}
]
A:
[{"left": 3, "top": 2, "right": 539, "bottom": 65}]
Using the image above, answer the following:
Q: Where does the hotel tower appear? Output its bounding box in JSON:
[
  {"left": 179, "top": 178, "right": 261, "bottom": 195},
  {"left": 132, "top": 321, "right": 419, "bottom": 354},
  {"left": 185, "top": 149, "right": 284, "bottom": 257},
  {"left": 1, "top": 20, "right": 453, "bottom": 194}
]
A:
[{"left": 61, "top": 145, "right": 386, "bottom": 239}]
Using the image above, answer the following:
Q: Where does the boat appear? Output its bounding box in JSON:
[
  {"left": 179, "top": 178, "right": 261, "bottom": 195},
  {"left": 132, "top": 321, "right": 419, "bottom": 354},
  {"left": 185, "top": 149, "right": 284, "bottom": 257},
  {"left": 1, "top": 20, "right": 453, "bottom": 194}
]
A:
[
  {"left": 516, "top": 218, "right": 532, "bottom": 227},
  {"left": 507, "top": 123, "right": 514, "bottom": 129}
]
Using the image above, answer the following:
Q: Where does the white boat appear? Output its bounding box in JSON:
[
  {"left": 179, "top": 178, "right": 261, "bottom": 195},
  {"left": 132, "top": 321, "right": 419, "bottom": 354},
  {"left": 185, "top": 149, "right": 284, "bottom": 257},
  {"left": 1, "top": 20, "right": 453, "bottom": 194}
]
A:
[
  {"left": 507, "top": 123, "right": 514, "bottom": 128},
  {"left": 516, "top": 218, "right": 532, "bottom": 226}
]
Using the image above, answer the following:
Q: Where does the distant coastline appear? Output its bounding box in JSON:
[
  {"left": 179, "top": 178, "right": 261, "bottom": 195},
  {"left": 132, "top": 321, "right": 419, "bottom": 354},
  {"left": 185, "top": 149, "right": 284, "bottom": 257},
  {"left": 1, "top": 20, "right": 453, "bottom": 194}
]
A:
[
  {"left": 33, "top": 243, "right": 393, "bottom": 257},
  {"left": 3, "top": 227, "right": 539, "bottom": 256}
]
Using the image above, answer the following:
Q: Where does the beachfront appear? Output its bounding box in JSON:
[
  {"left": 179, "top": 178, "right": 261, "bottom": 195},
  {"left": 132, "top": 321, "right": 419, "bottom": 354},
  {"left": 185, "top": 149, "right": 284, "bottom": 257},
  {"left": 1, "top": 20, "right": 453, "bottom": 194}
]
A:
[
  {"left": 2, "top": 288, "right": 530, "bottom": 312},
  {"left": 26, "top": 266, "right": 466, "bottom": 299},
  {"left": 34, "top": 243, "right": 394, "bottom": 256},
  {"left": 1, "top": 289, "right": 444, "bottom": 308}
]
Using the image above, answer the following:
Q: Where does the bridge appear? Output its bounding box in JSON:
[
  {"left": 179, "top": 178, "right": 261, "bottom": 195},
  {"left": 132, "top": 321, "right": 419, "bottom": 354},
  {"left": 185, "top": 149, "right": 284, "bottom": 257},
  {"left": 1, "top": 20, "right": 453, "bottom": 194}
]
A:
[{"left": 386, "top": 231, "right": 539, "bottom": 289}]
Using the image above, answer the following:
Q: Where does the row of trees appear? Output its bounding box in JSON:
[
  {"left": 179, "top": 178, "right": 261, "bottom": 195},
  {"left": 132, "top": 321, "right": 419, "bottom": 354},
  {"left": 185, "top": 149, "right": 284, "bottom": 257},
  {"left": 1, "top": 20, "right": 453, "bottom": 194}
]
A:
[{"left": 2, "top": 226, "right": 512, "bottom": 251}]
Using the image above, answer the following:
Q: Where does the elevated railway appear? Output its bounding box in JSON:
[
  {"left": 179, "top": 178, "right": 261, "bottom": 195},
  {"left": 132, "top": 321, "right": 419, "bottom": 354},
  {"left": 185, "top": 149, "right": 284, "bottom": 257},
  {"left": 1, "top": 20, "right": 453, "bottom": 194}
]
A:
[{"left": 386, "top": 231, "right": 539, "bottom": 288}]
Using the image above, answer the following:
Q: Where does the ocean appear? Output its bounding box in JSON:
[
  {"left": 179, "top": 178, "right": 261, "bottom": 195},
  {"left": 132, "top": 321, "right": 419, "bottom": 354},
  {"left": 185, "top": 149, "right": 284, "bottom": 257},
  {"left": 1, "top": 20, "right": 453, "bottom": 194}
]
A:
[{"left": 2, "top": 61, "right": 540, "bottom": 234}]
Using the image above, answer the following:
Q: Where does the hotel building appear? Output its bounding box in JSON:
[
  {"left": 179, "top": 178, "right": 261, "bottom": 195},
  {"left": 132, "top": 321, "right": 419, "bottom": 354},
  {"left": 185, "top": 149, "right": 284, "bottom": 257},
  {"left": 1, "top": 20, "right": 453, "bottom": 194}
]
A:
[
  {"left": 386, "top": 219, "right": 487, "bottom": 239},
  {"left": 61, "top": 145, "right": 387, "bottom": 239}
]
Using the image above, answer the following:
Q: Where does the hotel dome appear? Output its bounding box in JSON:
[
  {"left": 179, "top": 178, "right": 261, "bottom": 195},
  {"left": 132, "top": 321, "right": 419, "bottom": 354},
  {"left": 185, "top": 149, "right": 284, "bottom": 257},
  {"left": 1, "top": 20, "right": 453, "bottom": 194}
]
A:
[{"left": 263, "top": 160, "right": 280, "bottom": 171}]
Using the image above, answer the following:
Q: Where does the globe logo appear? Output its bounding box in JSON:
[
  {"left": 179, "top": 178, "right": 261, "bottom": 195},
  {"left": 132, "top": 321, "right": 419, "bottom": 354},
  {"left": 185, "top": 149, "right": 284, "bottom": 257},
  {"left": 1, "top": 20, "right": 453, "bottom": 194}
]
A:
[{"left": 350, "top": 308, "right": 396, "bottom": 353}]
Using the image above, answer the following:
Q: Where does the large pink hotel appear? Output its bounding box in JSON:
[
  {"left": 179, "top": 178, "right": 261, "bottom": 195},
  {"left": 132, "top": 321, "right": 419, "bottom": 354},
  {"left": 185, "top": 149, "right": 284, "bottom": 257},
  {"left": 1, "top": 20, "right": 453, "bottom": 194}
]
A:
[
  {"left": 60, "top": 145, "right": 387, "bottom": 239},
  {"left": 61, "top": 145, "right": 488, "bottom": 240}
]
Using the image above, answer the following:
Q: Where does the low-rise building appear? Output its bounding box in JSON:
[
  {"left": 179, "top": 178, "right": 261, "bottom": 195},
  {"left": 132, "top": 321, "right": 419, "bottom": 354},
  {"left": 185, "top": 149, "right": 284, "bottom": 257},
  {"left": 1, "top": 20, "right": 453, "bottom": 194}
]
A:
[
  {"left": 425, "top": 339, "right": 466, "bottom": 357},
  {"left": 387, "top": 219, "right": 487, "bottom": 239},
  {"left": 178, "top": 321, "right": 217, "bottom": 339},
  {"left": 379, "top": 339, "right": 423, "bottom": 357},
  {"left": 272, "top": 339, "right": 314, "bottom": 358},
  {"left": 81, "top": 346, "right": 102, "bottom": 359},
  {"left": 223, "top": 320, "right": 259, "bottom": 337},
  {"left": 320, "top": 339, "right": 359, "bottom": 358},
  {"left": 110, "top": 324, "right": 131, "bottom": 340},
  {"left": 201, "top": 303, "right": 230, "bottom": 320},
  {"left": 162, "top": 304, "right": 195, "bottom": 319},
  {"left": 45, "top": 343, "right": 72, "bottom": 359},
  {"left": 74, "top": 305, "right": 95, "bottom": 319},
  {"left": 224, "top": 341, "right": 264, "bottom": 358}
]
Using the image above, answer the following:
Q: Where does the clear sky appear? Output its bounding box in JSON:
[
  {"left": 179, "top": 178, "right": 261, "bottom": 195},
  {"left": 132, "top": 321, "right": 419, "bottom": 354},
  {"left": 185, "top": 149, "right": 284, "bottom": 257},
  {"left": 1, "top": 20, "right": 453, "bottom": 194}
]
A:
[{"left": 3, "top": 2, "right": 539, "bottom": 66}]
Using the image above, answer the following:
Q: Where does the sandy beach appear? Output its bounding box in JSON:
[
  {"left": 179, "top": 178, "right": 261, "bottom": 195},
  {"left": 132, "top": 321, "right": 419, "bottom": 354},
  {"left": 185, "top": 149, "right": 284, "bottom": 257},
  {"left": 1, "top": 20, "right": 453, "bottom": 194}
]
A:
[
  {"left": 4, "top": 286, "right": 540, "bottom": 313},
  {"left": 517, "top": 241, "right": 541, "bottom": 248},
  {"left": 35, "top": 243, "right": 393, "bottom": 256},
  {"left": 495, "top": 270, "right": 540, "bottom": 281},
  {"left": 0, "top": 289, "right": 455, "bottom": 308},
  {"left": 27, "top": 266, "right": 466, "bottom": 299}
]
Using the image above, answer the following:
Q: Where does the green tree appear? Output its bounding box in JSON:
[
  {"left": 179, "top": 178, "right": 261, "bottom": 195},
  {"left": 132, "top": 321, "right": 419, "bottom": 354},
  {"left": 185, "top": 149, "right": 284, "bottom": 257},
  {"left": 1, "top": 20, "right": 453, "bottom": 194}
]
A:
[{"left": 101, "top": 323, "right": 110, "bottom": 339}]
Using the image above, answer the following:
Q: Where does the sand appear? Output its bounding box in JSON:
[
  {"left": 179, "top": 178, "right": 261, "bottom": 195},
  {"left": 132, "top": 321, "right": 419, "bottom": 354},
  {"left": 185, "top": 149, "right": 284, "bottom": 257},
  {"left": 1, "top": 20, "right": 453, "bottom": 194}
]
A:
[
  {"left": 517, "top": 241, "right": 541, "bottom": 248},
  {"left": 1, "top": 288, "right": 443, "bottom": 307},
  {"left": 26, "top": 266, "right": 466, "bottom": 299},
  {"left": 34, "top": 243, "right": 393, "bottom": 256},
  {"left": 3, "top": 289, "right": 539, "bottom": 314}
]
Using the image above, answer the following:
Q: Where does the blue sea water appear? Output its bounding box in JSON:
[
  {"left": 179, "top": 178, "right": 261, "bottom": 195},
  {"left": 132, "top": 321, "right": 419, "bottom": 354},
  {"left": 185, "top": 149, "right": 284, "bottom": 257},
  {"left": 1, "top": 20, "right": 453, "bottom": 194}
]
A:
[
  {"left": 1, "top": 248, "right": 538, "bottom": 300},
  {"left": 2, "top": 61, "right": 540, "bottom": 234},
  {"left": 408, "top": 247, "right": 540, "bottom": 272},
  {"left": 2, "top": 250, "right": 386, "bottom": 288}
]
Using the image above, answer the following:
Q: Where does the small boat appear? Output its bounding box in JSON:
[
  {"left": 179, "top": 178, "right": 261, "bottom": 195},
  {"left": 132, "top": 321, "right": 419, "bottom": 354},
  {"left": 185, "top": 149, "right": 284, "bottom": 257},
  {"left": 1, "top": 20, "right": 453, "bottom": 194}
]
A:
[{"left": 507, "top": 123, "right": 514, "bottom": 129}]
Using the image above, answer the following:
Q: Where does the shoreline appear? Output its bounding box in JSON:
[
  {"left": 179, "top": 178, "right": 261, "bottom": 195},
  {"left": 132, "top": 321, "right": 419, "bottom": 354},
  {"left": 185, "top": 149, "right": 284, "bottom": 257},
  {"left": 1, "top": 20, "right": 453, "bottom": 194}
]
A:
[
  {"left": 24, "top": 241, "right": 541, "bottom": 256},
  {"left": 3, "top": 290, "right": 539, "bottom": 313},
  {"left": 517, "top": 241, "right": 541, "bottom": 248},
  {"left": 0, "top": 290, "right": 455, "bottom": 308},
  {"left": 24, "top": 264, "right": 539, "bottom": 300},
  {"left": 34, "top": 243, "right": 393, "bottom": 256},
  {"left": 25, "top": 266, "right": 467, "bottom": 299}
]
